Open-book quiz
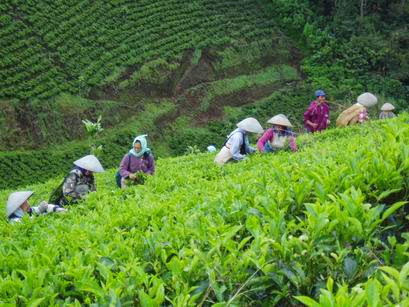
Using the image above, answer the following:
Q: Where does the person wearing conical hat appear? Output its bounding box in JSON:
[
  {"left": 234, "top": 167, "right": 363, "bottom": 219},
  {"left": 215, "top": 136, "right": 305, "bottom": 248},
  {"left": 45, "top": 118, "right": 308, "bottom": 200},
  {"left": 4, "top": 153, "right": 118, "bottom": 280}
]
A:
[
  {"left": 117, "top": 135, "right": 155, "bottom": 188},
  {"left": 336, "top": 92, "right": 378, "bottom": 127},
  {"left": 379, "top": 103, "right": 396, "bottom": 119},
  {"left": 304, "top": 90, "right": 330, "bottom": 133},
  {"left": 6, "top": 191, "right": 66, "bottom": 223},
  {"left": 257, "top": 114, "right": 297, "bottom": 153},
  {"left": 58, "top": 155, "right": 104, "bottom": 205},
  {"left": 214, "top": 117, "right": 264, "bottom": 165}
]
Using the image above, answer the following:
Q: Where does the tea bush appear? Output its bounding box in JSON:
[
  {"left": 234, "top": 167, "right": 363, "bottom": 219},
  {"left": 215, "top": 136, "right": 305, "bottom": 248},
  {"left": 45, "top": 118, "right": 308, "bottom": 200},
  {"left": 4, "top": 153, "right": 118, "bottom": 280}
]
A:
[{"left": 1, "top": 117, "right": 409, "bottom": 305}]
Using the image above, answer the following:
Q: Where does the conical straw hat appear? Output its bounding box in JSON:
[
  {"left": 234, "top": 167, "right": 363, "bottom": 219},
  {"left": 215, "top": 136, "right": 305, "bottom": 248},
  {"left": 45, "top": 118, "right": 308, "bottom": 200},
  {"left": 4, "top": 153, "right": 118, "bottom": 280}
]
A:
[
  {"left": 73, "top": 155, "right": 105, "bottom": 173},
  {"left": 267, "top": 114, "right": 293, "bottom": 127},
  {"left": 357, "top": 92, "right": 378, "bottom": 107},
  {"left": 236, "top": 117, "right": 264, "bottom": 133},
  {"left": 381, "top": 103, "right": 395, "bottom": 111},
  {"left": 6, "top": 191, "right": 33, "bottom": 217}
]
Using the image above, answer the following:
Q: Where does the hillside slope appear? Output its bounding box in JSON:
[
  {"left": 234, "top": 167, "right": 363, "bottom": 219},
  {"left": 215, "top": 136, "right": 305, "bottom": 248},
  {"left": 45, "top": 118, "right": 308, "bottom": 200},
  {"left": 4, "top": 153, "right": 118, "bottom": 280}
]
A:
[
  {"left": 2, "top": 0, "right": 408, "bottom": 192},
  {"left": 0, "top": 0, "right": 300, "bottom": 150},
  {"left": 1, "top": 118, "right": 409, "bottom": 305},
  {"left": 0, "top": 64, "right": 304, "bottom": 189},
  {"left": 0, "top": 0, "right": 274, "bottom": 100}
]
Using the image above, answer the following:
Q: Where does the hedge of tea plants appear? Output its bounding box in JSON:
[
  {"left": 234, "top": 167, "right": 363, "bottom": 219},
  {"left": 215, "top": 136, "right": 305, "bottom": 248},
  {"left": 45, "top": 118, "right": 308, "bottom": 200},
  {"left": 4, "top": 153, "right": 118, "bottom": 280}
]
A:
[{"left": 1, "top": 117, "right": 409, "bottom": 305}]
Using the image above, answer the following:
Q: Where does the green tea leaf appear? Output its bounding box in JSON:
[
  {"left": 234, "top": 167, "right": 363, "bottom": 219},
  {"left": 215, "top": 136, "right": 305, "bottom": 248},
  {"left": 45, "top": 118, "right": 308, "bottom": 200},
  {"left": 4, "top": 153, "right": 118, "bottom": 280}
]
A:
[
  {"left": 344, "top": 257, "right": 358, "bottom": 279},
  {"left": 138, "top": 290, "right": 155, "bottom": 307},
  {"left": 366, "top": 279, "right": 380, "bottom": 307},
  {"left": 28, "top": 298, "right": 45, "bottom": 307},
  {"left": 294, "top": 296, "right": 319, "bottom": 307}
]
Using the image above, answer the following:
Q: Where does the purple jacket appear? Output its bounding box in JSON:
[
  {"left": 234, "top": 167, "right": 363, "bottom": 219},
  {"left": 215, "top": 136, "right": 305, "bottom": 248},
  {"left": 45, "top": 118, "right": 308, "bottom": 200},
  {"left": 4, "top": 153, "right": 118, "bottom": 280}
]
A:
[
  {"left": 304, "top": 100, "right": 329, "bottom": 132},
  {"left": 119, "top": 153, "right": 155, "bottom": 178}
]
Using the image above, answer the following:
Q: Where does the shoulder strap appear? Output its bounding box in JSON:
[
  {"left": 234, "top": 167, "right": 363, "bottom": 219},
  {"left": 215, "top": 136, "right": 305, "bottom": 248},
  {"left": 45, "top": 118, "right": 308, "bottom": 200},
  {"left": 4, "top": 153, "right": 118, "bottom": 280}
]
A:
[
  {"left": 224, "top": 131, "right": 244, "bottom": 146},
  {"left": 239, "top": 132, "right": 246, "bottom": 154},
  {"left": 48, "top": 172, "right": 71, "bottom": 204}
]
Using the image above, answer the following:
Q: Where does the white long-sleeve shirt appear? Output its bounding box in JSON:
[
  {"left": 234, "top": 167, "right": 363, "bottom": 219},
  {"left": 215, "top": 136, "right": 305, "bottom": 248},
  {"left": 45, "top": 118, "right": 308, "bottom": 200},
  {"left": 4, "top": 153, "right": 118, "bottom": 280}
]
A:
[{"left": 225, "top": 128, "right": 256, "bottom": 161}]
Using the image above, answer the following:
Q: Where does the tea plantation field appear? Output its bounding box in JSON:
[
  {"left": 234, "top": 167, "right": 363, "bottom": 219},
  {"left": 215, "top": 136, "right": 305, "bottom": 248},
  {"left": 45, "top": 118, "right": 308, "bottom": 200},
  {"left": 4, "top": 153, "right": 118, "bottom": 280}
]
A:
[
  {"left": 0, "top": 0, "right": 274, "bottom": 101},
  {"left": 1, "top": 118, "right": 409, "bottom": 305}
]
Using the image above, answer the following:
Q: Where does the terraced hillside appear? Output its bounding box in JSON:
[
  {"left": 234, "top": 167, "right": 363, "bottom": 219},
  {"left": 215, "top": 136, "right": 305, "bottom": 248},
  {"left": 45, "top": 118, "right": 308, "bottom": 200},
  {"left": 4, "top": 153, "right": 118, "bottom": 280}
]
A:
[
  {"left": 1, "top": 0, "right": 274, "bottom": 100},
  {"left": 1, "top": 118, "right": 409, "bottom": 305},
  {"left": 0, "top": 0, "right": 302, "bottom": 150}
]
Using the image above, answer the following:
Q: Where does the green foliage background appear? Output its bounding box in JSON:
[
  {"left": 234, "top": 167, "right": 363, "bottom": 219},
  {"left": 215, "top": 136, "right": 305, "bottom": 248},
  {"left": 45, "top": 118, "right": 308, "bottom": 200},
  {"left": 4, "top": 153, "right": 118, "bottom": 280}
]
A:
[{"left": 263, "top": 0, "right": 409, "bottom": 104}]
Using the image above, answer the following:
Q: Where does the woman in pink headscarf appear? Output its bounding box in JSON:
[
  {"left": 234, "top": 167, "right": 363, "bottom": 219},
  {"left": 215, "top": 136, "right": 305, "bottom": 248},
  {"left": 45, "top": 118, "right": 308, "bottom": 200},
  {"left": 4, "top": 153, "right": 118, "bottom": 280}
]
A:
[{"left": 304, "top": 90, "right": 330, "bottom": 133}]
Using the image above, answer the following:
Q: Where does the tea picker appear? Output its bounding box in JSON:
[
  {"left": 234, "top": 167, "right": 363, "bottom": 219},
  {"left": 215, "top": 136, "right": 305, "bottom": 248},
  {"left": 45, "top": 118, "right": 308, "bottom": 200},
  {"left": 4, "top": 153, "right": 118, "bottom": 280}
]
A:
[
  {"left": 6, "top": 191, "right": 66, "bottom": 223},
  {"left": 116, "top": 134, "right": 155, "bottom": 188},
  {"left": 49, "top": 154, "right": 104, "bottom": 206},
  {"left": 379, "top": 103, "right": 397, "bottom": 119},
  {"left": 214, "top": 117, "right": 264, "bottom": 165},
  {"left": 336, "top": 92, "right": 378, "bottom": 127},
  {"left": 303, "top": 90, "right": 330, "bottom": 133},
  {"left": 257, "top": 114, "right": 297, "bottom": 153}
]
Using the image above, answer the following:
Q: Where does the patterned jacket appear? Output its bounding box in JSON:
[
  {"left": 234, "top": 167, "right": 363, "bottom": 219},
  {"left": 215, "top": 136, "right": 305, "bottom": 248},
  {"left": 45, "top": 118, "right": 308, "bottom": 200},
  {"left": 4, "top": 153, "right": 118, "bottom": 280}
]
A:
[
  {"left": 379, "top": 111, "right": 396, "bottom": 119},
  {"left": 62, "top": 168, "right": 96, "bottom": 204}
]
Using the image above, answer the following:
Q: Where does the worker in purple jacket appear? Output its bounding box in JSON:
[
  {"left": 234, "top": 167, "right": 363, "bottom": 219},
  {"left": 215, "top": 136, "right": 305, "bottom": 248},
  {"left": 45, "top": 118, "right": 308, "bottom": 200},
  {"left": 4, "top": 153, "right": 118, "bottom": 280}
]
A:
[
  {"left": 304, "top": 90, "right": 330, "bottom": 133},
  {"left": 118, "top": 134, "right": 155, "bottom": 188}
]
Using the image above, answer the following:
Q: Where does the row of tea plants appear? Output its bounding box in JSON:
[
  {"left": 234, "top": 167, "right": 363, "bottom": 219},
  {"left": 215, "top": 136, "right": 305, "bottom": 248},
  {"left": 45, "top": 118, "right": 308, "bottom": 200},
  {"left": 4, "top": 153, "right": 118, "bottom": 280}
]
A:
[
  {"left": 1, "top": 117, "right": 409, "bottom": 305},
  {"left": 0, "top": 0, "right": 274, "bottom": 100}
]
